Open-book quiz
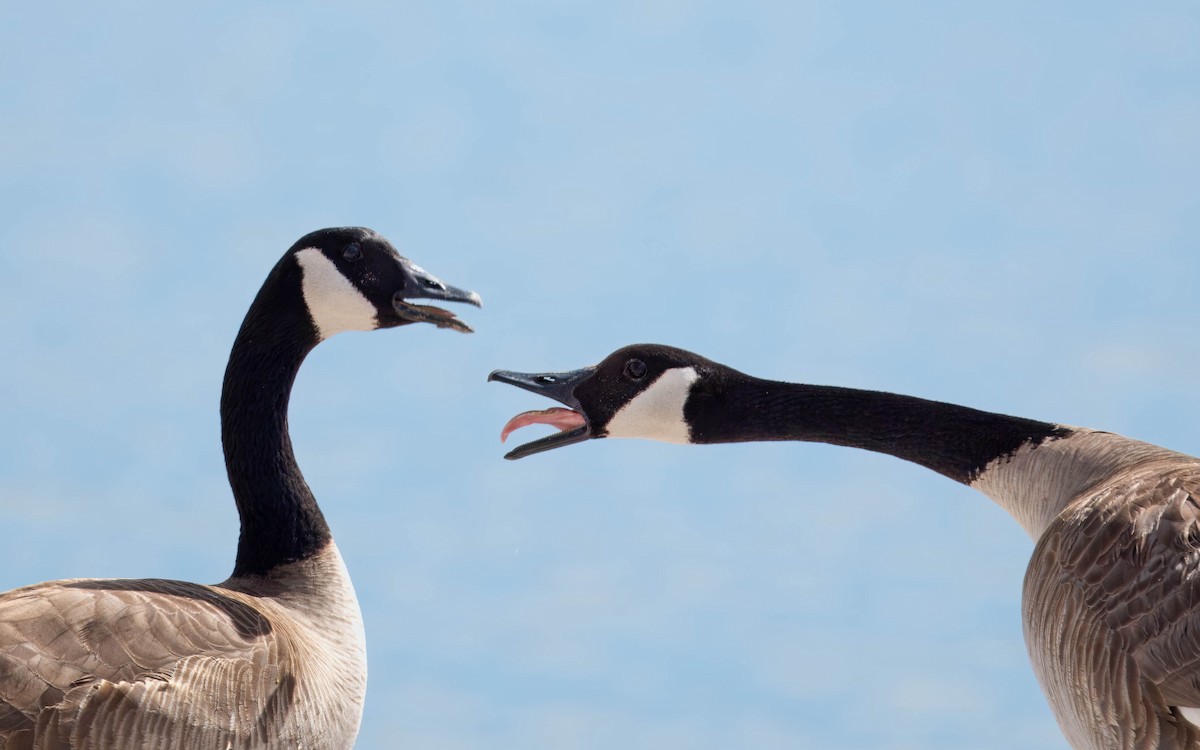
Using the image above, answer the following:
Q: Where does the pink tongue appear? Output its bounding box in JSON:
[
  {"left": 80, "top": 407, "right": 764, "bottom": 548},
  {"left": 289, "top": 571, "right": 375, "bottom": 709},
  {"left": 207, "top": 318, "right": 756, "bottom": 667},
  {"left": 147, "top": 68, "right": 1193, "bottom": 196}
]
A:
[{"left": 500, "top": 408, "right": 586, "bottom": 442}]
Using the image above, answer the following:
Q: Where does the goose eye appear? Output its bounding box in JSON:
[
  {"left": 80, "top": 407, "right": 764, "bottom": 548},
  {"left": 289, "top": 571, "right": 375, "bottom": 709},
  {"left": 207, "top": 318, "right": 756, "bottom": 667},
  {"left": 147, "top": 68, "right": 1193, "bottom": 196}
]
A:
[
  {"left": 623, "top": 359, "right": 648, "bottom": 381},
  {"left": 342, "top": 243, "right": 363, "bottom": 261}
]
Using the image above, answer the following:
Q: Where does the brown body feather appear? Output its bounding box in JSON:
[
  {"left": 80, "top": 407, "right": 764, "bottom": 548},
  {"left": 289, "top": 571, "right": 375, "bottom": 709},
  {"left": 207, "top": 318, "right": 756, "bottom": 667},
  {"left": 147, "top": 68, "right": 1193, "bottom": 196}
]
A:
[
  {"left": 1024, "top": 461, "right": 1200, "bottom": 749},
  {"left": 0, "top": 545, "right": 365, "bottom": 750}
]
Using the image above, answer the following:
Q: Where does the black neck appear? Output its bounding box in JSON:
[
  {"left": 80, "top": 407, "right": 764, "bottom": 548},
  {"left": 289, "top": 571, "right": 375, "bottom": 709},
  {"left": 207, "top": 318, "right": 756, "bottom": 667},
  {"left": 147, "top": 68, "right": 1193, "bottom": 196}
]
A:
[
  {"left": 685, "top": 373, "right": 1069, "bottom": 484},
  {"left": 221, "top": 263, "right": 331, "bottom": 578}
]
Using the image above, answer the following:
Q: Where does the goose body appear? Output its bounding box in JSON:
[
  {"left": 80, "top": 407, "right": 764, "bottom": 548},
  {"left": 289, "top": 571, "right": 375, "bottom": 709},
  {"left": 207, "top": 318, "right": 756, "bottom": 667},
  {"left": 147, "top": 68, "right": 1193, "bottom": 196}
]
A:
[
  {"left": 491, "top": 344, "right": 1200, "bottom": 750},
  {"left": 0, "top": 227, "right": 479, "bottom": 749}
]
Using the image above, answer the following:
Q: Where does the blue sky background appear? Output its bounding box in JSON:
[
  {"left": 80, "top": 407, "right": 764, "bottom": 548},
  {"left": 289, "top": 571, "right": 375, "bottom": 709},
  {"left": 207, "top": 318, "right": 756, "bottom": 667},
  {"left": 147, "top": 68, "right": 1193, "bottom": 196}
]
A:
[{"left": 2, "top": 3, "right": 1198, "bottom": 748}]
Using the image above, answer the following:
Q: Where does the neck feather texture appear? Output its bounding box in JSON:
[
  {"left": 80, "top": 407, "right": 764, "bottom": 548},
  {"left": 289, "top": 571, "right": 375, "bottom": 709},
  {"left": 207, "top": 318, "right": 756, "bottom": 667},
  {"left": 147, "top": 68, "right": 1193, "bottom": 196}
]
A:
[
  {"left": 685, "top": 374, "right": 1070, "bottom": 485},
  {"left": 222, "top": 273, "right": 331, "bottom": 578},
  {"left": 682, "top": 369, "right": 1198, "bottom": 539}
]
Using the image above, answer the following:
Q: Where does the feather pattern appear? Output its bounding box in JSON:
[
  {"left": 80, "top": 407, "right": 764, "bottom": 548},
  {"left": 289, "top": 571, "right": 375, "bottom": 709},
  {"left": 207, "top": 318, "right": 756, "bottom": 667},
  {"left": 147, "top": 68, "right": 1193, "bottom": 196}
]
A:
[
  {"left": 0, "top": 545, "right": 365, "bottom": 750},
  {"left": 1026, "top": 461, "right": 1200, "bottom": 749}
]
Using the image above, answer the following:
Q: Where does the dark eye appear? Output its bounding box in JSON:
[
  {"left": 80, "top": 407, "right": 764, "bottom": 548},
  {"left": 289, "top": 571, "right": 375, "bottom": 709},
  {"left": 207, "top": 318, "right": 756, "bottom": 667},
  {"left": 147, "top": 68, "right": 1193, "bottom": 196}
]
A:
[
  {"left": 623, "top": 359, "right": 648, "bottom": 381},
  {"left": 342, "top": 243, "right": 363, "bottom": 261}
]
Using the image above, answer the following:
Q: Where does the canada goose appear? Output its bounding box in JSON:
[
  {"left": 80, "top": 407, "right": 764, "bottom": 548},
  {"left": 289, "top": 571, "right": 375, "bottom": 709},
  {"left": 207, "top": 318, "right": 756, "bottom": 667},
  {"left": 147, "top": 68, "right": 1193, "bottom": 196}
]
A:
[
  {"left": 0, "top": 227, "right": 479, "bottom": 749},
  {"left": 491, "top": 343, "right": 1200, "bottom": 750}
]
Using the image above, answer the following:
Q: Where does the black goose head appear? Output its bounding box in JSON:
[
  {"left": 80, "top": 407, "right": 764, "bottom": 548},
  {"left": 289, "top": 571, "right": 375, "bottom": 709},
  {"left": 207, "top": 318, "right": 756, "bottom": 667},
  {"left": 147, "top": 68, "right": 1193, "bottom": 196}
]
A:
[
  {"left": 278, "top": 226, "right": 481, "bottom": 340},
  {"left": 222, "top": 227, "right": 481, "bottom": 577},
  {"left": 489, "top": 344, "right": 721, "bottom": 459}
]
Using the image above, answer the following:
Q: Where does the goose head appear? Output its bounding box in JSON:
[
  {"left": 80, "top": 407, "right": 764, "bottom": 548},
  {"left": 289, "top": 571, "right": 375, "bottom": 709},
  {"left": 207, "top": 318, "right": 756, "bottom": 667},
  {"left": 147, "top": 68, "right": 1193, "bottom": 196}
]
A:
[
  {"left": 489, "top": 344, "right": 719, "bottom": 459},
  {"left": 274, "top": 226, "right": 481, "bottom": 341},
  {"left": 222, "top": 227, "right": 481, "bottom": 577}
]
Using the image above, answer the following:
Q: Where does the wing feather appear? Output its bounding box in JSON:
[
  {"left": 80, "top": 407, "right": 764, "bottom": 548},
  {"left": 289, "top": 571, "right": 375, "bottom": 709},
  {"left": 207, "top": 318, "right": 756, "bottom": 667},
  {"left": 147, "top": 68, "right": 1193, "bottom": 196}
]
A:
[
  {"left": 1025, "top": 464, "right": 1200, "bottom": 748},
  {"left": 0, "top": 577, "right": 299, "bottom": 749}
]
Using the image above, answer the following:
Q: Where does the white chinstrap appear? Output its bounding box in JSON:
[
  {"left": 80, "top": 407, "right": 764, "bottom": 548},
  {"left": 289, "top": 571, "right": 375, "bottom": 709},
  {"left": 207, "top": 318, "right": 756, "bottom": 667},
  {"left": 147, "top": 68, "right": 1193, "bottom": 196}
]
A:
[
  {"left": 605, "top": 366, "right": 699, "bottom": 444},
  {"left": 296, "top": 248, "right": 378, "bottom": 339}
]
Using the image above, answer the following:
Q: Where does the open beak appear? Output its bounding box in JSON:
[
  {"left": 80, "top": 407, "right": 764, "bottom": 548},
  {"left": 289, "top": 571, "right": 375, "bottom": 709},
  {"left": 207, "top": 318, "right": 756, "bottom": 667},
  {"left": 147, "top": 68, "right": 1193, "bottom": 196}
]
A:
[
  {"left": 488, "top": 366, "right": 597, "bottom": 460},
  {"left": 393, "top": 259, "right": 483, "bottom": 333}
]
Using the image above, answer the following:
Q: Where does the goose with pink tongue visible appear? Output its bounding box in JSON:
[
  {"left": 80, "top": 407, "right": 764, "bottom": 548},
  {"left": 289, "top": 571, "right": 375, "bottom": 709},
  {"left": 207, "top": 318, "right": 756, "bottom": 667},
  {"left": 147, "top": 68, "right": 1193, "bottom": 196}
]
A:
[{"left": 491, "top": 342, "right": 1200, "bottom": 750}]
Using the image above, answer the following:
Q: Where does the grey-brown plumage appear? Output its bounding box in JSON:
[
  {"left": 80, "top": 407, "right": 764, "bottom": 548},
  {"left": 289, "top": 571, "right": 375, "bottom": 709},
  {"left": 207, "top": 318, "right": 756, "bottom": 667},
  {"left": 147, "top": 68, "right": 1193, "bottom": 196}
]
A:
[
  {"left": 1023, "top": 457, "right": 1200, "bottom": 749},
  {"left": 490, "top": 344, "right": 1200, "bottom": 749},
  {"left": 0, "top": 547, "right": 364, "bottom": 750},
  {"left": 0, "top": 228, "right": 479, "bottom": 749}
]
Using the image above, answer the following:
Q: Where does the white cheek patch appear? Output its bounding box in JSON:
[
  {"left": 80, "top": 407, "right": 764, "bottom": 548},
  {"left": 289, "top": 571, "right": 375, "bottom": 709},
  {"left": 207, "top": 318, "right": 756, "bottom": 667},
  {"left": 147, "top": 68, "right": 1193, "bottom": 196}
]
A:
[
  {"left": 604, "top": 366, "right": 699, "bottom": 444},
  {"left": 295, "top": 248, "right": 378, "bottom": 340}
]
